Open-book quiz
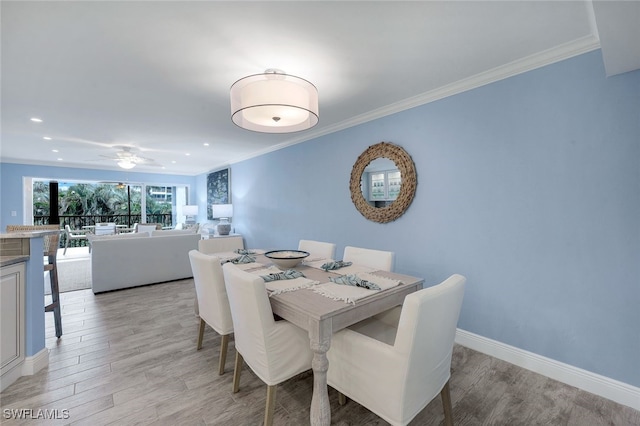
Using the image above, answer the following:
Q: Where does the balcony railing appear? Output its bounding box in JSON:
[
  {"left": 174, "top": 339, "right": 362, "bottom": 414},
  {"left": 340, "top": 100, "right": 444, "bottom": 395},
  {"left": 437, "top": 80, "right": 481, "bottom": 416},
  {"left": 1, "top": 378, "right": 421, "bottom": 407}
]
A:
[{"left": 33, "top": 214, "right": 174, "bottom": 249}]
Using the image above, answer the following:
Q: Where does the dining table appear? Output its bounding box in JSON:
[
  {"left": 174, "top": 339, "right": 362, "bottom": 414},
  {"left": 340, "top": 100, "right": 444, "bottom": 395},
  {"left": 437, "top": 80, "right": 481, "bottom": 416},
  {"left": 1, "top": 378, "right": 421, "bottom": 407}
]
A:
[{"left": 215, "top": 250, "right": 424, "bottom": 426}]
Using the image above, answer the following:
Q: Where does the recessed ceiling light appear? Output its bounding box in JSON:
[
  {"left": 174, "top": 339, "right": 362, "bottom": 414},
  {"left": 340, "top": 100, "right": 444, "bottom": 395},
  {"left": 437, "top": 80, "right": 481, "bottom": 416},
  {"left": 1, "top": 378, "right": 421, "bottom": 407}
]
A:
[
  {"left": 31, "top": 117, "right": 43, "bottom": 123},
  {"left": 57, "top": 158, "right": 63, "bottom": 161},
  {"left": 185, "top": 153, "right": 191, "bottom": 156},
  {"left": 52, "top": 149, "right": 59, "bottom": 153},
  {"left": 171, "top": 160, "right": 176, "bottom": 164},
  {"left": 43, "top": 136, "right": 52, "bottom": 140},
  {"left": 203, "top": 143, "right": 209, "bottom": 147}
]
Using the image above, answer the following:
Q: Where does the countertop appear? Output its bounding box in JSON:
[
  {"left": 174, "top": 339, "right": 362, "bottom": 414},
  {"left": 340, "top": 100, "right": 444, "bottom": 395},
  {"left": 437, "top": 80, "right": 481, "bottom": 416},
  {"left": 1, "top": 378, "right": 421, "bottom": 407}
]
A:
[
  {"left": 0, "top": 230, "right": 60, "bottom": 238},
  {"left": 0, "top": 255, "right": 30, "bottom": 267}
]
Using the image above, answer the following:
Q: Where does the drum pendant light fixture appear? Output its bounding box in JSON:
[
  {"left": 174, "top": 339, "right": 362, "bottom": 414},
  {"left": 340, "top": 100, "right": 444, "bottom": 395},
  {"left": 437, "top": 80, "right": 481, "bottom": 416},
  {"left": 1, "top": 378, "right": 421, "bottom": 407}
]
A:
[{"left": 230, "top": 69, "right": 318, "bottom": 133}]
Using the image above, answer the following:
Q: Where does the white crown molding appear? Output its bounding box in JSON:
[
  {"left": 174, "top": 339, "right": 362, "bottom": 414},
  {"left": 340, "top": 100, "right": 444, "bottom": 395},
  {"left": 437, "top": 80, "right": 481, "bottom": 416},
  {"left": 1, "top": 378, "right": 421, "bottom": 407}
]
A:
[
  {"left": 228, "top": 34, "right": 601, "bottom": 167},
  {"left": 456, "top": 329, "right": 640, "bottom": 411},
  {"left": 1, "top": 35, "right": 601, "bottom": 175}
]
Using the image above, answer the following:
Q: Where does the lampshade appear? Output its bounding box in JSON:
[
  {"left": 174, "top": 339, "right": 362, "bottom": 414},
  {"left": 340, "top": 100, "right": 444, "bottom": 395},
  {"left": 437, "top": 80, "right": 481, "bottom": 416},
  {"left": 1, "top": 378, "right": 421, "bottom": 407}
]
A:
[
  {"left": 230, "top": 69, "right": 318, "bottom": 133},
  {"left": 117, "top": 160, "right": 136, "bottom": 169},
  {"left": 211, "top": 204, "right": 233, "bottom": 219},
  {"left": 183, "top": 205, "right": 199, "bottom": 216}
]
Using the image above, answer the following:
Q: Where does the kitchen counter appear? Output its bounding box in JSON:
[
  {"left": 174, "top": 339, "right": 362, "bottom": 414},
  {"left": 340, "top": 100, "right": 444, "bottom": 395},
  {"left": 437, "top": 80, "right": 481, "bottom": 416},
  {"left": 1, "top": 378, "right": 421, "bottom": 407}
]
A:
[
  {"left": 0, "top": 255, "right": 30, "bottom": 267},
  {"left": 0, "top": 230, "right": 60, "bottom": 239},
  {"left": 0, "top": 229, "right": 52, "bottom": 391},
  {"left": 1, "top": 229, "right": 59, "bottom": 258}
]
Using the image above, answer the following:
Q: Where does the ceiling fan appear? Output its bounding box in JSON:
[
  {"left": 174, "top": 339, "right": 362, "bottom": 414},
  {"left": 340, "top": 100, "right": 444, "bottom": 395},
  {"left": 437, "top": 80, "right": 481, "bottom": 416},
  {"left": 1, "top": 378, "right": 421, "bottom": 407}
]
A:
[
  {"left": 92, "top": 146, "right": 163, "bottom": 169},
  {"left": 97, "top": 181, "right": 128, "bottom": 189}
]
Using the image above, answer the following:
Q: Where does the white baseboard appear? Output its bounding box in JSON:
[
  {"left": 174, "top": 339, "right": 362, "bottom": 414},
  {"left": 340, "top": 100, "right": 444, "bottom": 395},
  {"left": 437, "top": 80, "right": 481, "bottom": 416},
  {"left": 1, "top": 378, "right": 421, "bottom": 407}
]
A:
[
  {"left": 1, "top": 349, "right": 48, "bottom": 392},
  {"left": 21, "top": 348, "right": 49, "bottom": 375},
  {"left": 455, "top": 329, "right": 640, "bottom": 411}
]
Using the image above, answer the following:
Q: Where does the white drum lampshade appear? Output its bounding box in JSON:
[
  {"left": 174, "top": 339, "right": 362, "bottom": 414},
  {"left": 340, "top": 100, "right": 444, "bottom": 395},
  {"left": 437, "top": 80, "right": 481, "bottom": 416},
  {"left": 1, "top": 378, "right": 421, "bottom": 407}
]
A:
[
  {"left": 230, "top": 69, "right": 318, "bottom": 133},
  {"left": 183, "top": 205, "right": 199, "bottom": 224}
]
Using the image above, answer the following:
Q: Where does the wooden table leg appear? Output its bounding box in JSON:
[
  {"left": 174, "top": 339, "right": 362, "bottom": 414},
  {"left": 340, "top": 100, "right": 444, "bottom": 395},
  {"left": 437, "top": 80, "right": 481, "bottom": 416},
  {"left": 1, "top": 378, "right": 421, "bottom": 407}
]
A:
[{"left": 309, "top": 319, "right": 332, "bottom": 426}]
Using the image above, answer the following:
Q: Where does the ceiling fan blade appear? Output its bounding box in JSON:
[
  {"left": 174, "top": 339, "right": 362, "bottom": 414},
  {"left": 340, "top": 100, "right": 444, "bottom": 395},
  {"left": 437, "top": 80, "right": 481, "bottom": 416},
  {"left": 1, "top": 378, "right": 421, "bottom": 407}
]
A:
[
  {"left": 99, "top": 154, "right": 120, "bottom": 160},
  {"left": 84, "top": 147, "right": 162, "bottom": 168}
]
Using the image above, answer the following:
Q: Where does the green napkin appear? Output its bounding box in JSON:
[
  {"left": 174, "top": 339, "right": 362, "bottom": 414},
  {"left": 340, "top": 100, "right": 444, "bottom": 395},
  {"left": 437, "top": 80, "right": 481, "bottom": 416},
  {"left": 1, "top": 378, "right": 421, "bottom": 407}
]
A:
[
  {"left": 261, "top": 269, "right": 306, "bottom": 282},
  {"left": 230, "top": 254, "right": 256, "bottom": 264},
  {"left": 329, "top": 274, "right": 381, "bottom": 290},
  {"left": 235, "top": 249, "right": 256, "bottom": 255},
  {"left": 321, "top": 260, "right": 353, "bottom": 271}
]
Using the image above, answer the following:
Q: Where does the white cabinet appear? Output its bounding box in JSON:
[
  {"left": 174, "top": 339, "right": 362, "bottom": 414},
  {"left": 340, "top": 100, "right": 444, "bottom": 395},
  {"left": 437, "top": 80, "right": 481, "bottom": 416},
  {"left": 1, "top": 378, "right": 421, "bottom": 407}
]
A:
[
  {"left": 1, "top": 262, "right": 26, "bottom": 391},
  {"left": 368, "top": 170, "right": 402, "bottom": 202}
]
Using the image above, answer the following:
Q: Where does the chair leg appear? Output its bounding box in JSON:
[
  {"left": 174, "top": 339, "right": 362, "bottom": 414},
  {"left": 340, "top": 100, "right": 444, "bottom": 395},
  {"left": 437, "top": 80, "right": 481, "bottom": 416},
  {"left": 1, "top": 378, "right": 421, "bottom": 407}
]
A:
[
  {"left": 232, "top": 352, "right": 243, "bottom": 393},
  {"left": 338, "top": 392, "right": 347, "bottom": 406},
  {"left": 264, "top": 385, "right": 277, "bottom": 426},
  {"left": 45, "top": 258, "right": 62, "bottom": 338},
  {"left": 196, "top": 318, "right": 205, "bottom": 350},
  {"left": 441, "top": 380, "right": 454, "bottom": 426},
  {"left": 218, "top": 334, "right": 229, "bottom": 375},
  {"left": 63, "top": 240, "right": 68, "bottom": 255}
]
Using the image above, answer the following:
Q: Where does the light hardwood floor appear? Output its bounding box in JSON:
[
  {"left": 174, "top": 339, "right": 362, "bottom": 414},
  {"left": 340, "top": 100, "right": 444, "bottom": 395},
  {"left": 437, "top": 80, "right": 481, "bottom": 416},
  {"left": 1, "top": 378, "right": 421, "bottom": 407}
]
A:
[{"left": 1, "top": 279, "right": 639, "bottom": 425}]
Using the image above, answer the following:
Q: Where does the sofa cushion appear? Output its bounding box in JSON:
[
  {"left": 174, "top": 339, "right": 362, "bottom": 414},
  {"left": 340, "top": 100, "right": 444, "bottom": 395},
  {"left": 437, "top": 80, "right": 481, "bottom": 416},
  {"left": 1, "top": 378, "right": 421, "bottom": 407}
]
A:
[
  {"left": 137, "top": 224, "right": 161, "bottom": 235},
  {"left": 88, "top": 232, "right": 148, "bottom": 243},
  {"left": 152, "top": 229, "right": 197, "bottom": 236}
]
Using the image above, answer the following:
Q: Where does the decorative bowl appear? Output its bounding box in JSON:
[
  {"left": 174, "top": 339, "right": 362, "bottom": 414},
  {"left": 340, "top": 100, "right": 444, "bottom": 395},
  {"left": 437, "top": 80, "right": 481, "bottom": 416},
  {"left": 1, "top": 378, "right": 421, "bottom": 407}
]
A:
[{"left": 264, "top": 250, "right": 310, "bottom": 269}]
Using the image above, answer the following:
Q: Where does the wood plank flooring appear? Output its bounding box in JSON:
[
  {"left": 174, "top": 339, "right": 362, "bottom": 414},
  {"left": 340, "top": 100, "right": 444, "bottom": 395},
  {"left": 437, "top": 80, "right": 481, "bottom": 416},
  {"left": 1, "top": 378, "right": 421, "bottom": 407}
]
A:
[{"left": 1, "top": 279, "right": 639, "bottom": 425}]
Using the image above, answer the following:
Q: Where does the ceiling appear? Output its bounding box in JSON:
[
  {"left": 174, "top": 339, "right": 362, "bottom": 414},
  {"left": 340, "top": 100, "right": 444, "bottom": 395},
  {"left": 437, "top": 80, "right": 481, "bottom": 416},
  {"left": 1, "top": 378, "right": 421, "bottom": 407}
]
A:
[{"left": 1, "top": 1, "right": 638, "bottom": 176}]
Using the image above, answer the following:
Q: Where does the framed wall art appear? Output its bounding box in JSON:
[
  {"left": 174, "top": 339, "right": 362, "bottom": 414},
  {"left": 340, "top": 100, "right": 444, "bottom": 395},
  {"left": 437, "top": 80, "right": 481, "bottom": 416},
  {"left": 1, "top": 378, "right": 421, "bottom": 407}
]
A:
[{"left": 207, "top": 167, "right": 230, "bottom": 220}]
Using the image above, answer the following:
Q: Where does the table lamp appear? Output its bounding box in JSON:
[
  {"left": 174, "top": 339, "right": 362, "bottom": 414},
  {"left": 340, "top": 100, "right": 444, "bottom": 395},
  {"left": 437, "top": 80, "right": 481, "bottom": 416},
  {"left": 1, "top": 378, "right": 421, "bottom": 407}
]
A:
[
  {"left": 183, "top": 205, "right": 199, "bottom": 225},
  {"left": 211, "top": 204, "right": 233, "bottom": 235}
]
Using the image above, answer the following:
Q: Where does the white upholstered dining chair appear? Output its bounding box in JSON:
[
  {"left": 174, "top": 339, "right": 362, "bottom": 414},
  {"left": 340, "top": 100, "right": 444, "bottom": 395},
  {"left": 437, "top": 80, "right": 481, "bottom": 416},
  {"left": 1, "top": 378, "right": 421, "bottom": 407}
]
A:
[
  {"left": 188, "top": 250, "right": 234, "bottom": 375},
  {"left": 327, "top": 274, "right": 466, "bottom": 426},
  {"left": 198, "top": 236, "right": 244, "bottom": 255},
  {"left": 343, "top": 245, "right": 394, "bottom": 271},
  {"left": 298, "top": 239, "right": 336, "bottom": 260},
  {"left": 222, "top": 262, "right": 313, "bottom": 426}
]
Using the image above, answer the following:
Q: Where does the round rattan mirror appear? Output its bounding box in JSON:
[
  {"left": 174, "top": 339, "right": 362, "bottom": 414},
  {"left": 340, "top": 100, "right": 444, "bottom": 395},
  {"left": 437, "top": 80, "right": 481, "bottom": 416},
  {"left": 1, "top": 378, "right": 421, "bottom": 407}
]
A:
[{"left": 350, "top": 142, "right": 417, "bottom": 223}]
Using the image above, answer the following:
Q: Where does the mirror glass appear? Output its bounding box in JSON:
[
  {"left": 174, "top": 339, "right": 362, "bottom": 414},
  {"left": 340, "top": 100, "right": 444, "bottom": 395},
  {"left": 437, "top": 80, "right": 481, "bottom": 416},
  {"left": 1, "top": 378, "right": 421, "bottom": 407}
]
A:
[
  {"left": 361, "top": 158, "right": 401, "bottom": 208},
  {"left": 350, "top": 142, "right": 417, "bottom": 223}
]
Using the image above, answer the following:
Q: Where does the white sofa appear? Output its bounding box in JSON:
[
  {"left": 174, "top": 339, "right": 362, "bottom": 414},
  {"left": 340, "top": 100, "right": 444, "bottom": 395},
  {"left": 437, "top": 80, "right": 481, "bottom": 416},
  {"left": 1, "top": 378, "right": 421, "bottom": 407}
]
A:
[
  {"left": 91, "top": 232, "right": 201, "bottom": 293},
  {"left": 151, "top": 229, "right": 197, "bottom": 237}
]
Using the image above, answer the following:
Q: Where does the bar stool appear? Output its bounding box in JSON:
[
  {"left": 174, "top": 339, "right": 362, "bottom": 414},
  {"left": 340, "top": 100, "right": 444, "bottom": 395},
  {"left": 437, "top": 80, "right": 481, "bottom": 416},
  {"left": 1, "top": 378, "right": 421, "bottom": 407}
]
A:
[
  {"left": 43, "top": 232, "right": 63, "bottom": 337},
  {"left": 5, "top": 224, "right": 63, "bottom": 337}
]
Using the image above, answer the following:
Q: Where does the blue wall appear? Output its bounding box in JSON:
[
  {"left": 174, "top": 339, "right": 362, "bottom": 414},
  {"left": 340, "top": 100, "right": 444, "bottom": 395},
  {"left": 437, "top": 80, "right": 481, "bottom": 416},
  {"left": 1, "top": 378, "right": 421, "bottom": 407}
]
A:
[
  {"left": 0, "top": 163, "right": 197, "bottom": 229},
  {"left": 226, "top": 50, "right": 640, "bottom": 387},
  {"left": 1, "top": 49, "right": 637, "bottom": 389}
]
